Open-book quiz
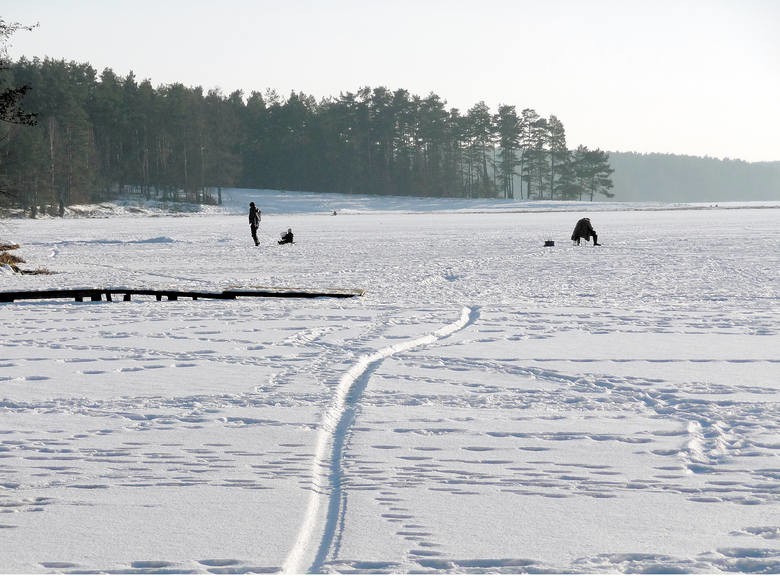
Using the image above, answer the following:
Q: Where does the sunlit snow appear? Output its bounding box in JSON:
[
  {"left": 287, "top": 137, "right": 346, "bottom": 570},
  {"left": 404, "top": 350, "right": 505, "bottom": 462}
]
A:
[{"left": 1, "top": 190, "right": 778, "bottom": 574}]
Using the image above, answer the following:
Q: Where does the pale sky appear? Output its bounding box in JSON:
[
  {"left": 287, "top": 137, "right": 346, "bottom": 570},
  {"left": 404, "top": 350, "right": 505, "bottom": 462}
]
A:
[{"left": 3, "top": 0, "right": 779, "bottom": 162}]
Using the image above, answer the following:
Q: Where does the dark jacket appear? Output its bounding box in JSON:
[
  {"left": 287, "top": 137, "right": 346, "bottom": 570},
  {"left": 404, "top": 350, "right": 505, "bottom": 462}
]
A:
[
  {"left": 249, "top": 206, "right": 261, "bottom": 227},
  {"left": 278, "top": 229, "right": 294, "bottom": 245},
  {"left": 571, "top": 217, "right": 596, "bottom": 242}
]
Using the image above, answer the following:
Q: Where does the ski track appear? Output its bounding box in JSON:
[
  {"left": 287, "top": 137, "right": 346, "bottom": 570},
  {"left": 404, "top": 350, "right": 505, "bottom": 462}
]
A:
[{"left": 281, "top": 306, "right": 478, "bottom": 574}]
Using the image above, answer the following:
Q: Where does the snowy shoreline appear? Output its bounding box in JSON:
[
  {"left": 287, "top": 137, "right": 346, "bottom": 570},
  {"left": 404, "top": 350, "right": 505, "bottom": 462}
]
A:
[{"left": 2, "top": 187, "right": 778, "bottom": 222}]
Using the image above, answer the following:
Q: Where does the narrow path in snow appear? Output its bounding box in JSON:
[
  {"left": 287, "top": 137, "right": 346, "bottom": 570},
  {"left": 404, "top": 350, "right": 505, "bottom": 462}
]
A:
[{"left": 281, "top": 306, "right": 479, "bottom": 574}]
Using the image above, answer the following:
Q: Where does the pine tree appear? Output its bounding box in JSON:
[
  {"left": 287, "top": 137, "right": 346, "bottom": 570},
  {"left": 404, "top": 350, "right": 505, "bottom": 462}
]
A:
[
  {"left": 464, "top": 101, "right": 496, "bottom": 198},
  {"left": 415, "top": 93, "right": 449, "bottom": 195},
  {"left": 518, "top": 108, "right": 540, "bottom": 198},
  {"left": 571, "top": 145, "right": 614, "bottom": 201},
  {"left": 547, "top": 115, "right": 567, "bottom": 199},
  {"left": 520, "top": 113, "right": 549, "bottom": 199},
  {"left": 554, "top": 151, "right": 579, "bottom": 200},
  {"left": 494, "top": 105, "right": 520, "bottom": 198},
  {"left": 0, "top": 20, "right": 38, "bottom": 127},
  {"left": 586, "top": 148, "right": 614, "bottom": 200}
]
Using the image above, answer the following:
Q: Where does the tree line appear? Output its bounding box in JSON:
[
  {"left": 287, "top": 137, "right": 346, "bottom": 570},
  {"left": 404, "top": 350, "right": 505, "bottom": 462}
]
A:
[
  {"left": 1, "top": 57, "right": 614, "bottom": 211},
  {"left": 608, "top": 151, "right": 780, "bottom": 202}
]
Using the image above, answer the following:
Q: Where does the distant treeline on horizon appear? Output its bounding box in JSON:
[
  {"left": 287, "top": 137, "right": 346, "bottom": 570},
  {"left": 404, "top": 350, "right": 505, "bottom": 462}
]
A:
[
  {"left": 608, "top": 152, "right": 780, "bottom": 202},
  {"left": 1, "top": 57, "right": 615, "bottom": 210}
]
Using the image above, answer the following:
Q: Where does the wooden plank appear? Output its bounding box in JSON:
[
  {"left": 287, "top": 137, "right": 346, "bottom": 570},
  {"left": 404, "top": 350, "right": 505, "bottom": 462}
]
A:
[
  {"left": 0, "top": 287, "right": 364, "bottom": 303},
  {"left": 0, "top": 289, "right": 101, "bottom": 302}
]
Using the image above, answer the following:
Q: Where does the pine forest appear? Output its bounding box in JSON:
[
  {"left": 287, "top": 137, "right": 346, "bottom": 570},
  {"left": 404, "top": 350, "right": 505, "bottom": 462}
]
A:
[{"left": 1, "top": 57, "right": 615, "bottom": 212}]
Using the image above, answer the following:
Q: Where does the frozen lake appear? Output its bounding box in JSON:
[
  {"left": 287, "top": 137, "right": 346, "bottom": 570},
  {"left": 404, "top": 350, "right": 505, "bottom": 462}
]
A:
[{"left": 1, "top": 193, "right": 778, "bottom": 574}]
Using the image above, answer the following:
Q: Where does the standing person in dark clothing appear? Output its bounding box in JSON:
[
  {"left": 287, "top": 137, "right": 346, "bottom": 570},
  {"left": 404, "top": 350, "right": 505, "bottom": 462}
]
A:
[
  {"left": 571, "top": 217, "right": 601, "bottom": 246},
  {"left": 248, "top": 202, "right": 261, "bottom": 246}
]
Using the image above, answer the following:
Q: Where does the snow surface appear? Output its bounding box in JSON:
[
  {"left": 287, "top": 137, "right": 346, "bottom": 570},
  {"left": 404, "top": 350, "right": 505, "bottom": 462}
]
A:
[{"left": 1, "top": 190, "right": 778, "bottom": 574}]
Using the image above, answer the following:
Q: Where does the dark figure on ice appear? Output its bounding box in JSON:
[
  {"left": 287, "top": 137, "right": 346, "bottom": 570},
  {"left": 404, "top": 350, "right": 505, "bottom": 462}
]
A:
[
  {"left": 571, "top": 217, "right": 601, "bottom": 246},
  {"left": 278, "top": 228, "right": 294, "bottom": 245},
  {"left": 248, "top": 202, "right": 261, "bottom": 246}
]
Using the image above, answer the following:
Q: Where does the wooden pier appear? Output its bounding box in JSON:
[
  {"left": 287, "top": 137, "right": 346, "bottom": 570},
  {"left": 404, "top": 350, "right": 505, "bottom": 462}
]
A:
[{"left": 0, "top": 287, "right": 365, "bottom": 303}]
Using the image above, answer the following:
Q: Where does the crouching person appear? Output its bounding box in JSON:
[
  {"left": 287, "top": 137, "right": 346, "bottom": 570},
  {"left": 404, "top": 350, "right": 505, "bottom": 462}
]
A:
[
  {"left": 571, "top": 217, "right": 601, "bottom": 246},
  {"left": 278, "top": 228, "right": 294, "bottom": 245}
]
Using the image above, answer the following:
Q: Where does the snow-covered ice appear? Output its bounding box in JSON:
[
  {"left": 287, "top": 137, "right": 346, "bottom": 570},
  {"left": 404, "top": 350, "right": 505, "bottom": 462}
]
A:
[{"left": 1, "top": 191, "right": 778, "bottom": 574}]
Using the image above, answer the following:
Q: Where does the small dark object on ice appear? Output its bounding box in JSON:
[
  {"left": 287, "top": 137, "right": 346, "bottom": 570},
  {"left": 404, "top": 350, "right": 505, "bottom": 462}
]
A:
[
  {"left": 278, "top": 228, "right": 294, "bottom": 245},
  {"left": 544, "top": 240, "right": 555, "bottom": 247}
]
